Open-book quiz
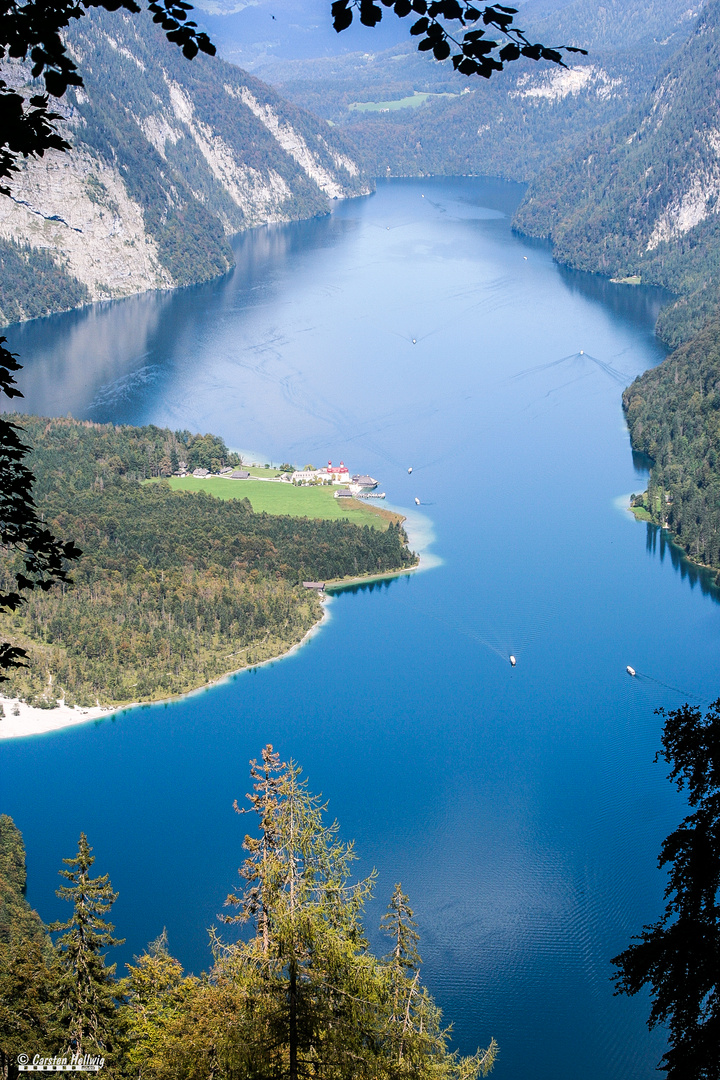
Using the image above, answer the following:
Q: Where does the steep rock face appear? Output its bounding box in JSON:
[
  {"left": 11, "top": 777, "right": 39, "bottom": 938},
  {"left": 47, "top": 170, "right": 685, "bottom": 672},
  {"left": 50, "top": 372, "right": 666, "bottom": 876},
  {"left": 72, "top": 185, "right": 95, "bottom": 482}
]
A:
[
  {"left": 0, "top": 8, "right": 369, "bottom": 326},
  {"left": 514, "top": 0, "right": 720, "bottom": 346},
  {"left": 267, "top": 0, "right": 701, "bottom": 183}
]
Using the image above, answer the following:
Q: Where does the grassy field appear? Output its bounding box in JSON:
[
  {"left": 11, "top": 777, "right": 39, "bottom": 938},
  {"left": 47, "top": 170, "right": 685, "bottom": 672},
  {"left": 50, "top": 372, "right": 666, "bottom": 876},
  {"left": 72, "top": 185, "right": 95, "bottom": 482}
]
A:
[
  {"left": 152, "top": 477, "right": 401, "bottom": 530},
  {"left": 348, "top": 92, "right": 457, "bottom": 113}
]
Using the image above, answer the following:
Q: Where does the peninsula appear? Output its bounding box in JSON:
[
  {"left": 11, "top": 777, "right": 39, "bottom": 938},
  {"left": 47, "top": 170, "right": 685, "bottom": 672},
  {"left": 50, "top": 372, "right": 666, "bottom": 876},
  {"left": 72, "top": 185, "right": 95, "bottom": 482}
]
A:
[{"left": 0, "top": 416, "right": 418, "bottom": 728}]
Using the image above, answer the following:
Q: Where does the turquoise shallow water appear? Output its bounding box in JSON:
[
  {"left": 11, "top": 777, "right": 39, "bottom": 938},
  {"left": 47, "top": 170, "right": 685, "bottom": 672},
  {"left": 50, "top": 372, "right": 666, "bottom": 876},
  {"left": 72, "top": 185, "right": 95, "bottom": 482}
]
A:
[{"left": 3, "top": 177, "right": 719, "bottom": 1078}]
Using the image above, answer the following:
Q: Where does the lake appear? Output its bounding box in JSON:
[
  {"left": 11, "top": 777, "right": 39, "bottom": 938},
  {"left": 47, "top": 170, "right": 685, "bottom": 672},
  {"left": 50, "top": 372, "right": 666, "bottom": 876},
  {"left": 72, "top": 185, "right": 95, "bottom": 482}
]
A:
[{"left": 3, "top": 177, "right": 719, "bottom": 1079}]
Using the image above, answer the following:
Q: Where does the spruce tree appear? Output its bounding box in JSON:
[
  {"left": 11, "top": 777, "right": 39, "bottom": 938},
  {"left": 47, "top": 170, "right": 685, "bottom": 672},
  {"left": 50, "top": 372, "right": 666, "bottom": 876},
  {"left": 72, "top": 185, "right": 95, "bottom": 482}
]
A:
[
  {"left": 0, "top": 939, "right": 65, "bottom": 1077},
  {"left": 51, "top": 833, "right": 123, "bottom": 1058},
  {"left": 211, "top": 746, "right": 497, "bottom": 1080}
]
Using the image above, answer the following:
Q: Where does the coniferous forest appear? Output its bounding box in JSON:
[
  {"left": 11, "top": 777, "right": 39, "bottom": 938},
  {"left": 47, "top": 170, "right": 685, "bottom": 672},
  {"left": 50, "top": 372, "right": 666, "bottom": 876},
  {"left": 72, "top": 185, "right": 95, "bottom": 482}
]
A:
[
  {"left": 0, "top": 417, "right": 416, "bottom": 708},
  {"left": 624, "top": 318, "right": 720, "bottom": 577},
  {"left": 0, "top": 749, "right": 498, "bottom": 1080}
]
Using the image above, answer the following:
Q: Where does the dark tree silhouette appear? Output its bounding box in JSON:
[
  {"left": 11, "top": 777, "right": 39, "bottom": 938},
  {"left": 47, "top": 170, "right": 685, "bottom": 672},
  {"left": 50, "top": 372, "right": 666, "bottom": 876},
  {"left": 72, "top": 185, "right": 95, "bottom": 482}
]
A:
[
  {"left": 612, "top": 698, "right": 720, "bottom": 1080},
  {"left": 0, "top": 0, "right": 215, "bottom": 191},
  {"left": 332, "top": 1, "right": 585, "bottom": 78}
]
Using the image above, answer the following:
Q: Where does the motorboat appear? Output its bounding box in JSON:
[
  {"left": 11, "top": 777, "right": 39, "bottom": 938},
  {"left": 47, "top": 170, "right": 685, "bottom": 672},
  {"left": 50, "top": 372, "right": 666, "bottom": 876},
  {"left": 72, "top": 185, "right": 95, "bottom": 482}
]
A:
[
  {"left": 627, "top": 666, "right": 636, "bottom": 677},
  {"left": 510, "top": 655, "right": 516, "bottom": 667}
]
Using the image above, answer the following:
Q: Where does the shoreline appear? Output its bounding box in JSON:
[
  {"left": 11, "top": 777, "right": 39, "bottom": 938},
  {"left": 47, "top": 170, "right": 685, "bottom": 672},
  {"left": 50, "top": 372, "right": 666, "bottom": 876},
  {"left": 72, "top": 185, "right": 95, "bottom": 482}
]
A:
[
  {"left": 0, "top": 501, "right": 438, "bottom": 742},
  {"left": 0, "top": 598, "right": 333, "bottom": 741}
]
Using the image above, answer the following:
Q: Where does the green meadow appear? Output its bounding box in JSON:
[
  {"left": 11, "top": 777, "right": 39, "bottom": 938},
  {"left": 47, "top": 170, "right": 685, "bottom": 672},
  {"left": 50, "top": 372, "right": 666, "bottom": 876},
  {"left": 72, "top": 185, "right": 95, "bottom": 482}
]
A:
[
  {"left": 155, "top": 476, "right": 396, "bottom": 529},
  {"left": 347, "top": 91, "right": 457, "bottom": 113}
]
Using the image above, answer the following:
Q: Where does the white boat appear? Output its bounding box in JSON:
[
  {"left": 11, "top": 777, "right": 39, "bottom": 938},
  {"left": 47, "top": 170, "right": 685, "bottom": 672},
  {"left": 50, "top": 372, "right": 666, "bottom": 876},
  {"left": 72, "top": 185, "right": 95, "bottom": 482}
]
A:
[
  {"left": 414, "top": 497, "right": 420, "bottom": 505},
  {"left": 627, "top": 666, "right": 636, "bottom": 677},
  {"left": 510, "top": 655, "right": 516, "bottom": 667},
  {"left": 408, "top": 467, "right": 413, "bottom": 474}
]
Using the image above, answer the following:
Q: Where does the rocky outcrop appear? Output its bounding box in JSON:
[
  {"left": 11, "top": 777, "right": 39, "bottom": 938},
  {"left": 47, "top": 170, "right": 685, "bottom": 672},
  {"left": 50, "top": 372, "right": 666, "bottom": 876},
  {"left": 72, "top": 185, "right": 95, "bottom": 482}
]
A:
[
  {"left": 0, "top": 8, "right": 370, "bottom": 326},
  {"left": 513, "top": 0, "right": 720, "bottom": 346}
]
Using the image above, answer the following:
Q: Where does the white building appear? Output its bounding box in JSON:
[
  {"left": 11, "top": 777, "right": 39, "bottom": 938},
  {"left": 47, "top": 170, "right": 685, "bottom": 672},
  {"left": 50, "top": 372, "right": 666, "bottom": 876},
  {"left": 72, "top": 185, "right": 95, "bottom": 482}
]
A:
[{"left": 293, "top": 461, "right": 352, "bottom": 486}]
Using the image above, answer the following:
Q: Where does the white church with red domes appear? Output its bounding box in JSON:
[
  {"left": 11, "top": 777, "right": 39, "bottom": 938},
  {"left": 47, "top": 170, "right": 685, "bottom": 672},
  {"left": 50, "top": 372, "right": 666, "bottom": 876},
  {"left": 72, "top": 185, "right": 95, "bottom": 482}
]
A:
[
  {"left": 292, "top": 460, "right": 350, "bottom": 485},
  {"left": 320, "top": 460, "right": 350, "bottom": 481}
]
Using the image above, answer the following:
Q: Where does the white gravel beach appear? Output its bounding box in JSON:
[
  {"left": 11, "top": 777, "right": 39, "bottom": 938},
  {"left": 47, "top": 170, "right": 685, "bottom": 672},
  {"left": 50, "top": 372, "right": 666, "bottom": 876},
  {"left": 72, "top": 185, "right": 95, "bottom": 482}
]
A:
[{"left": 0, "top": 696, "right": 119, "bottom": 739}]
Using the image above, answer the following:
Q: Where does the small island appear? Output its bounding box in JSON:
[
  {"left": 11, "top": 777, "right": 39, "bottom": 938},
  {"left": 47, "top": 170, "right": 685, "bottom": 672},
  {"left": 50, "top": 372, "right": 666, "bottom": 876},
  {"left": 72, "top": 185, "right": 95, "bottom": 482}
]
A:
[{"left": 0, "top": 416, "right": 418, "bottom": 725}]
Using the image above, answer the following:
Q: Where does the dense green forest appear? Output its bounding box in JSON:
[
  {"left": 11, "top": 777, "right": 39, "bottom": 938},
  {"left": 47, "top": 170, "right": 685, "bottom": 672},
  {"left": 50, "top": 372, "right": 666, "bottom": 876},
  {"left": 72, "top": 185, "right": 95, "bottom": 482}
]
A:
[
  {"left": 0, "top": 417, "right": 415, "bottom": 709},
  {"left": 514, "top": 0, "right": 720, "bottom": 349},
  {"left": 0, "top": 241, "right": 89, "bottom": 326},
  {"left": 624, "top": 317, "right": 720, "bottom": 578},
  {"left": 270, "top": 0, "right": 695, "bottom": 183},
  {"left": 0, "top": 758, "right": 497, "bottom": 1079},
  {"left": 512, "top": 0, "right": 720, "bottom": 575}
]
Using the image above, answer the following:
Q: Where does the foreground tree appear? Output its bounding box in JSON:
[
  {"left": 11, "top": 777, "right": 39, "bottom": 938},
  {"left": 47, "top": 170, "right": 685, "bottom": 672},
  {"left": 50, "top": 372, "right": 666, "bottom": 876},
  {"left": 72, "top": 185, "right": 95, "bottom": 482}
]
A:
[
  {"left": 332, "top": 1, "right": 585, "bottom": 79},
  {"left": 210, "top": 744, "right": 497, "bottom": 1079},
  {"left": 0, "top": 344, "right": 80, "bottom": 675},
  {"left": 612, "top": 699, "right": 720, "bottom": 1080},
  {"left": 0, "top": 939, "right": 65, "bottom": 1078},
  {"left": 50, "top": 833, "right": 124, "bottom": 1059}
]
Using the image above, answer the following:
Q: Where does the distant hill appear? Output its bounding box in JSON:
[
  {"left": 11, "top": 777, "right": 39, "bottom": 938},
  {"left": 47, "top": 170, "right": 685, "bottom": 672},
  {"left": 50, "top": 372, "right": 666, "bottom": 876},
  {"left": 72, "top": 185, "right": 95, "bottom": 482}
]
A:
[
  {"left": 514, "top": 0, "right": 720, "bottom": 348},
  {"left": 259, "top": 0, "right": 702, "bottom": 183},
  {"left": 0, "top": 7, "right": 368, "bottom": 327},
  {"left": 514, "top": 0, "right": 720, "bottom": 576}
]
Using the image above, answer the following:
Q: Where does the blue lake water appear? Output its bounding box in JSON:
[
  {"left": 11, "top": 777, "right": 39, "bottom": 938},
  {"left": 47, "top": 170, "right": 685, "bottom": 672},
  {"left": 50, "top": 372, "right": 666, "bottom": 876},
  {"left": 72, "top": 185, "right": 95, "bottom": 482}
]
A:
[{"left": 3, "top": 177, "right": 720, "bottom": 1078}]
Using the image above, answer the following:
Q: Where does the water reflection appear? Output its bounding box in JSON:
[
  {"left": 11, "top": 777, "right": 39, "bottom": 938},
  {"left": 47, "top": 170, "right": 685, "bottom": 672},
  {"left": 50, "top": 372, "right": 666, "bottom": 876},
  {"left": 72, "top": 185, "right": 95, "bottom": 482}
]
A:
[
  {"left": 556, "top": 262, "right": 672, "bottom": 334},
  {"left": 326, "top": 575, "right": 402, "bottom": 597},
  {"left": 2, "top": 213, "right": 359, "bottom": 425},
  {"left": 632, "top": 449, "right": 653, "bottom": 477},
  {"left": 645, "top": 521, "right": 720, "bottom": 600}
]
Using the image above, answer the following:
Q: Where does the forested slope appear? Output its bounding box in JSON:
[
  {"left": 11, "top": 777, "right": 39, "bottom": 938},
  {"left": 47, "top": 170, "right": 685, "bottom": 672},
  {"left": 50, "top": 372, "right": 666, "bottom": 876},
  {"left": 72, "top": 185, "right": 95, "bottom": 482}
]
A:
[
  {"left": 0, "top": 816, "right": 46, "bottom": 948},
  {"left": 0, "top": 417, "right": 415, "bottom": 709},
  {"left": 624, "top": 317, "right": 720, "bottom": 577},
  {"left": 0, "top": 7, "right": 367, "bottom": 326},
  {"left": 510, "top": 0, "right": 720, "bottom": 576},
  {"left": 266, "top": 0, "right": 699, "bottom": 183},
  {"left": 514, "top": 0, "right": 720, "bottom": 348}
]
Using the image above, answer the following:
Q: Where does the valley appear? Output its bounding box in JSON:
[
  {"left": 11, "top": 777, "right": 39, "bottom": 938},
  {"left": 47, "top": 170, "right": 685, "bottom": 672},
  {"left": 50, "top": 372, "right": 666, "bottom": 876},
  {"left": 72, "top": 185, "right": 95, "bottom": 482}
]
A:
[{"left": 2, "top": 3, "right": 720, "bottom": 1078}]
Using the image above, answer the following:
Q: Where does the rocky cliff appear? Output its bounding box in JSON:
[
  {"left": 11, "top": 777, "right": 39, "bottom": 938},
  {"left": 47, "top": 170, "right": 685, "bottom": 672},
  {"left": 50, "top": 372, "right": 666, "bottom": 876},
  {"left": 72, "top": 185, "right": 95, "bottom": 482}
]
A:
[
  {"left": 514, "top": 0, "right": 720, "bottom": 347},
  {"left": 0, "top": 7, "right": 369, "bottom": 327}
]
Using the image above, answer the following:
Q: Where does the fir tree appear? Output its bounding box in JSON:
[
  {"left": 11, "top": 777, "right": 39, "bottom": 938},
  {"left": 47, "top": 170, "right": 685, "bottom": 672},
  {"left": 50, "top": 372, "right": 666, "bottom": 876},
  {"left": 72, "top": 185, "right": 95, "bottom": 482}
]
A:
[
  {"left": 212, "top": 746, "right": 497, "bottom": 1080},
  {"left": 0, "top": 939, "right": 64, "bottom": 1078},
  {"left": 51, "top": 833, "right": 123, "bottom": 1058},
  {"left": 381, "top": 882, "right": 421, "bottom": 1018}
]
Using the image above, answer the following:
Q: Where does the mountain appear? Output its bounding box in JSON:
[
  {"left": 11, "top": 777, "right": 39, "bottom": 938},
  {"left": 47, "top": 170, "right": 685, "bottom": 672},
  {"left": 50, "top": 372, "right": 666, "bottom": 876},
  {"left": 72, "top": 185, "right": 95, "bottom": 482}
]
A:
[
  {"left": 514, "top": 0, "right": 720, "bottom": 348},
  {"left": 257, "top": 0, "right": 702, "bottom": 183},
  {"left": 514, "top": 0, "right": 720, "bottom": 576},
  {"left": 0, "top": 7, "right": 368, "bottom": 327}
]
